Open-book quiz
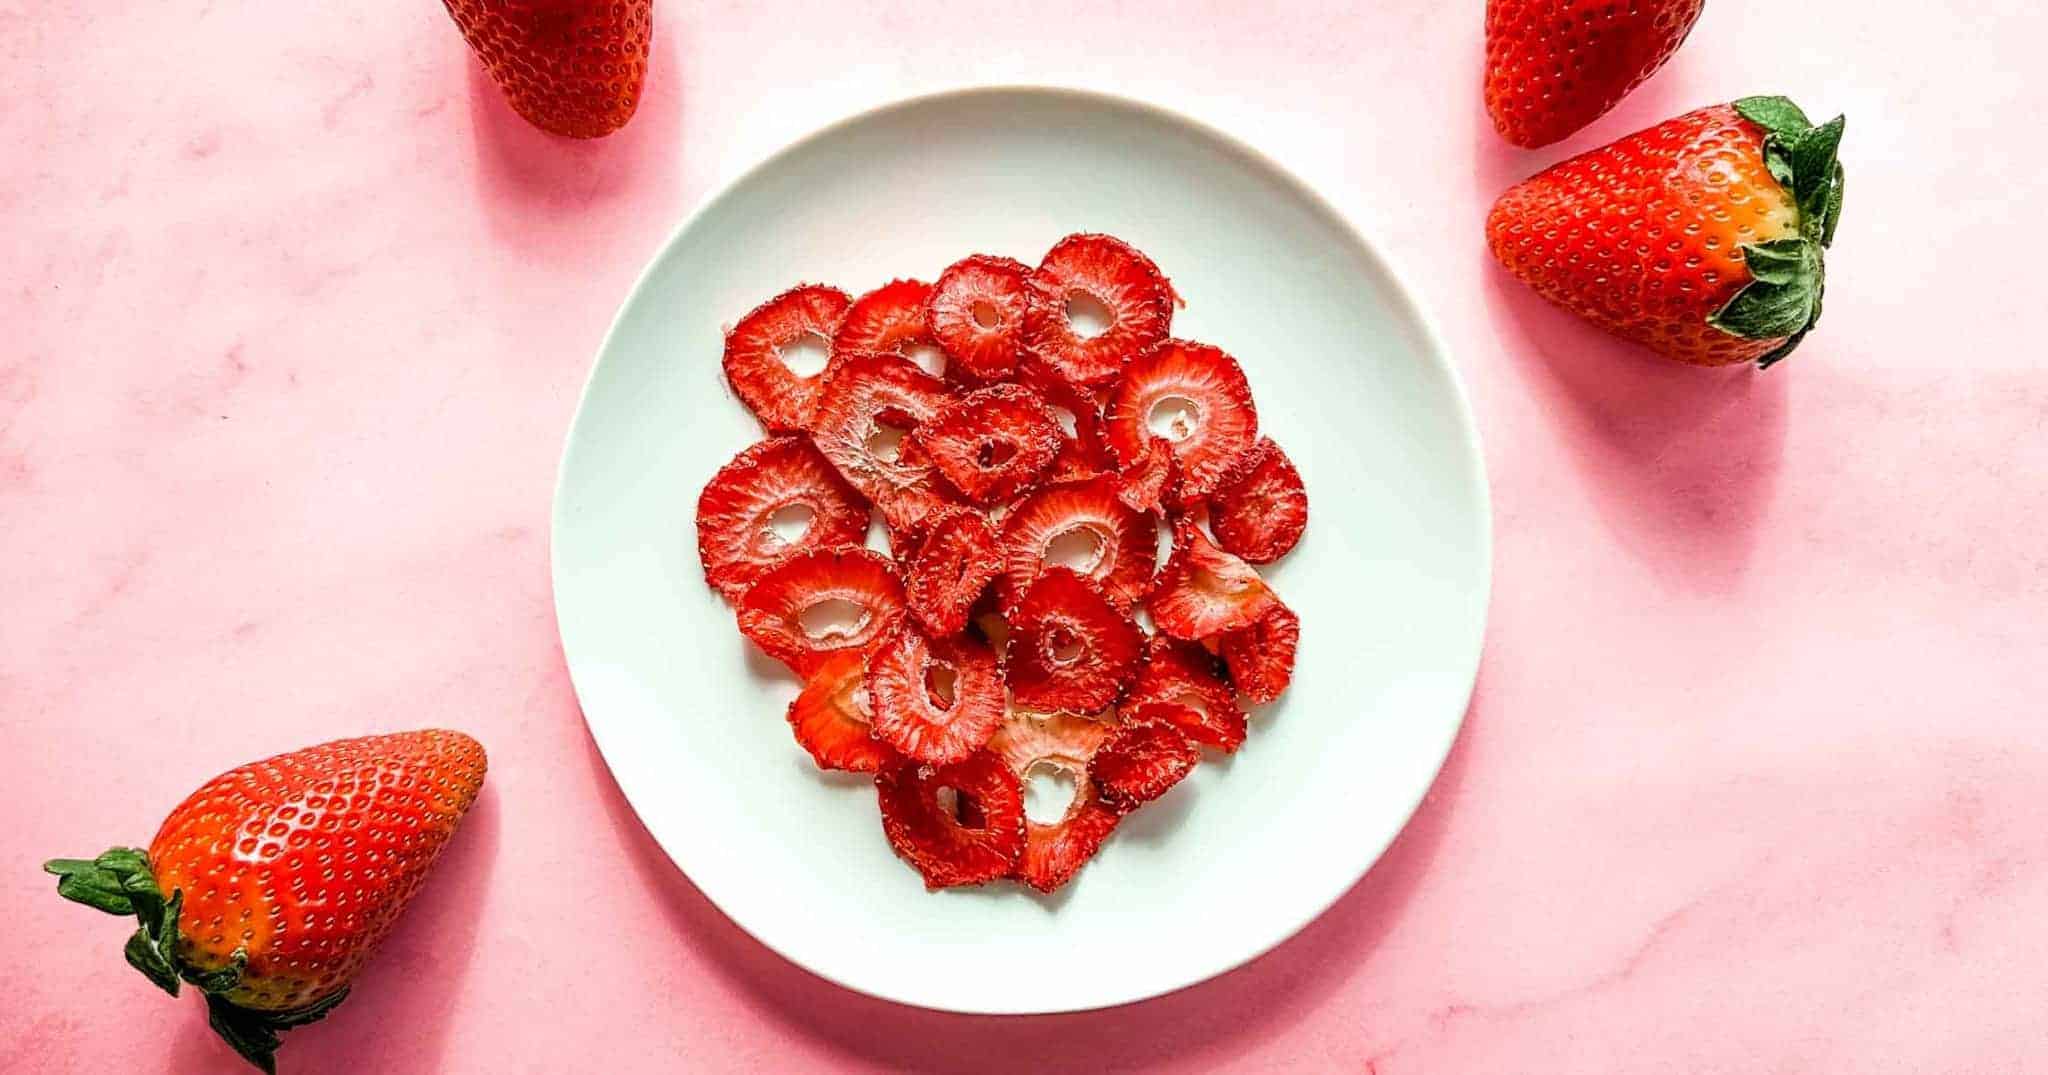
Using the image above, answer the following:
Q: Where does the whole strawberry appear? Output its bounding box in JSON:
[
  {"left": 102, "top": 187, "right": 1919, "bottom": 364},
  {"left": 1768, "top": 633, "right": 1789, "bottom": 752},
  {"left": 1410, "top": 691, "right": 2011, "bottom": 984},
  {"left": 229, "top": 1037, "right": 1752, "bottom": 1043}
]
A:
[
  {"left": 45, "top": 730, "right": 487, "bottom": 1072},
  {"left": 1485, "top": 0, "right": 1705, "bottom": 148},
  {"left": 1487, "top": 97, "right": 1845, "bottom": 367},
  {"left": 442, "top": 0, "right": 652, "bottom": 139}
]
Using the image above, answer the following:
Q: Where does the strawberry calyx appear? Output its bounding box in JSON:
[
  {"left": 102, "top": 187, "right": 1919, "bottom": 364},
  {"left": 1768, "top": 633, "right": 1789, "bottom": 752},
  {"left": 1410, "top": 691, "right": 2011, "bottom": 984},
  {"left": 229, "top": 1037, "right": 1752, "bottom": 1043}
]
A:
[
  {"left": 44, "top": 848, "right": 347, "bottom": 1073},
  {"left": 1712, "top": 96, "right": 1848, "bottom": 369}
]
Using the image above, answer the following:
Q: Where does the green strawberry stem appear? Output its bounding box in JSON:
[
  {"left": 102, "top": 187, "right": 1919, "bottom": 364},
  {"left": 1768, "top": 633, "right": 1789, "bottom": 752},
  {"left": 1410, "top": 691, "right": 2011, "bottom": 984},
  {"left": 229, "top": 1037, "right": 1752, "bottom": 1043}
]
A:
[
  {"left": 44, "top": 848, "right": 350, "bottom": 1074},
  {"left": 1710, "top": 96, "right": 1848, "bottom": 368}
]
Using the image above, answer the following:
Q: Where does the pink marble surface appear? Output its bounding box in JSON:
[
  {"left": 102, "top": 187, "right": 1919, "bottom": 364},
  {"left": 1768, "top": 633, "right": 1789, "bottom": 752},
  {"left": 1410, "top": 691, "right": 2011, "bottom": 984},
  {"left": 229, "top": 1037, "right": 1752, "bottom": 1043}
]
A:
[{"left": 5, "top": 1, "right": 2046, "bottom": 1071}]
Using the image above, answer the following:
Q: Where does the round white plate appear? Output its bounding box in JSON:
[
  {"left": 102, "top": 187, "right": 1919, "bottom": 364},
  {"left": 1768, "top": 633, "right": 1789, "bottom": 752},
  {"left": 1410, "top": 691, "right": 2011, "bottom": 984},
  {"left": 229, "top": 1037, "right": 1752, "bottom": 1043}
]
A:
[{"left": 553, "top": 86, "right": 1490, "bottom": 1014}]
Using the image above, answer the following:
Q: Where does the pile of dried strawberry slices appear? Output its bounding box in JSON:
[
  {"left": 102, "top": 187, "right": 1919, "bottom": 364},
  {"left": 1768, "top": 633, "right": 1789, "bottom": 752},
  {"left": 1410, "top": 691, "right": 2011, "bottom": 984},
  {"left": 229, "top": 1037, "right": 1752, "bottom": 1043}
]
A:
[{"left": 695, "top": 233, "right": 1309, "bottom": 893}]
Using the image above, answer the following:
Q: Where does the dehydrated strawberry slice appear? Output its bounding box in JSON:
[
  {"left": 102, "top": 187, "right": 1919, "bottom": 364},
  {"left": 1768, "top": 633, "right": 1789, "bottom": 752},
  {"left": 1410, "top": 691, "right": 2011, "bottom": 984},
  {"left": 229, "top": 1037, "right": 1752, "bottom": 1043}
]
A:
[
  {"left": 1147, "top": 516, "right": 1279, "bottom": 641},
  {"left": 809, "top": 353, "right": 952, "bottom": 507},
  {"left": 1089, "top": 713, "right": 1199, "bottom": 808},
  {"left": 1023, "top": 234, "right": 1174, "bottom": 388},
  {"left": 866, "top": 625, "right": 1006, "bottom": 765},
  {"left": 786, "top": 651, "right": 900, "bottom": 772},
  {"left": 904, "top": 508, "right": 1003, "bottom": 637},
  {"left": 912, "top": 384, "right": 1062, "bottom": 505},
  {"left": 928, "top": 255, "right": 1031, "bottom": 383},
  {"left": 1114, "top": 433, "right": 1177, "bottom": 514},
  {"left": 1124, "top": 634, "right": 1248, "bottom": 752},
  {"left": 1104, "top": 340, "right": 1258, "bottom": 499},
  {"left": 876, "top": 750, "right": 1025, "bottom": 889},
  {"left": 833, "top": 279, "right": 948, "bottom": 378},
  {"left": 696, "top": 437, "right": 872, "bottom": 601},
  {"left": 1021, "top": 364, "right": 1114, "bottom": 483},
  {"left": 1210, "top": 438, "right": 1307, "bottom": 563},
  {"left": 987, "top": 711, "right": 1120, "bottom": 893},
  {"left": 1005, "top": 568, "right": 1143, "bottom": 713},
  {"left": 722, "top": 285, "right": 851, "bottom": 432},
  {"left": 1220, "top": 601, "right": 1300, "bottom": 704},
  {"left": 996, "top": 475, "right": 1156, "bottom": 609},
  {"left": 736, "top": 546, "right": 906, "bottom": 676}
]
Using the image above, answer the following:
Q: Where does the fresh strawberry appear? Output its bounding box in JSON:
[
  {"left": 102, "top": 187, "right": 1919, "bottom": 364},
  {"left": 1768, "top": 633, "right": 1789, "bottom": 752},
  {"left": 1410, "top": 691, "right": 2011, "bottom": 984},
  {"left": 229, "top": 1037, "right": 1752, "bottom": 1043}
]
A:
[
  {"left": 1104, "top": 341, "right": 1258, "bottom": 499},
  {"left": 996, "top": 475, "right": 1156, "bottom": 609},
  {"left": 736, "top": 546, "right": 906, "bottom": 676},
  {"left": 696, "top": 437, "right": 872, "bottom": 600},
  {"left": 786, "top": 651, "right": 900, "bottom": 772},
  {"left": 866, "top": 624, "right": 1007, "bottom": 764},
  {"left": 987, "top": 711, "right": 1121, "bottom": 893},
  {"left": 1488, "top": 98, "right": 1846, "bottom": 367},
  {"left": 809, "top": 352, "right": 953, "bottom": 504},
  {"left": 1020, "top": 364, "right": 1114, "bottom": 483},
  {"left": 1208, "top": 437, "right": 1307, "bottom": 563},
  {"left": 912, "top": 383, "right": 1062, "bottom": 505},
  {"left": 442, "top": 0, "right": 652, "bottom": 139},
  {"left": 1090, "top": 714, "right": 1199, "bottom": 808},
  {"left": 46, "top": 731, "right": 486, "bottom": 1072},
  {"left": 1220, "top": 602, "right": 1300, "bottom": 705},
  {"left": 721, "top": 285, "right": 852, "bottom": 432},
  {"left": 1123, "top": 634, "right": 1248, "bottom": 752},
  {"left": 927, "top": 255, "right": 1032, "bottom": 382},
  {"left": 1024, "top": 234, "right": 1175, "bottom": 388},
  {"left": 1115, "top": 433, "right": 1178, "bottom": 514},
  {"left": 1005, "top": 568, "right": 1144, "bottom": 713},
  {"left": 833, "top": 279, "right": 947, "bottom": 377},
  {"left": 1484, "top": 0, "right": 1704, "bottom": 148},
  {"left": 875, "top": 751, "right": 1025, "bottom": 889},
  {"left": 1147, "top": 517, "right": 1279, "bottom": 641},
  {"left": 903, "top": 508, "right": 1003, "bottom": 637}
]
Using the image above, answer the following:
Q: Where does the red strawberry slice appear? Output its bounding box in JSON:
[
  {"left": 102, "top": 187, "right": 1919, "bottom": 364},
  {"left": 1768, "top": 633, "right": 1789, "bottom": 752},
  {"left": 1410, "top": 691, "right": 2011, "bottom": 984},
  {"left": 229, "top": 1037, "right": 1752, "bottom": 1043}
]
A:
[
  {"left": 1021, "top": 364, "right": 1114, "bottom": 483},
  {"left": 875, "top": 751, "right": 1025, "bottom": 889},
  {"left": 786, "top": 651, "right": 900, "bottom": 772},
  {"left": 904, "top": 508, "right": 1003, "bottom": 637},
  {"left": 865, "top": 625, "right": 1006, "bottom": 765},
  {"left": 1221, "top": 602, "right": 1300, "bottom": 704},
  {"left": 1005, "top": 568, "right": 1143, "bottom": 713},
  {"left": 736, "top": 546, "right": 906, "bottom": 676},
  {"left": 833, "top": 279, "right": 948, "bottom": 378},
  {"left": 1089, "top": 713, "right": 1200, "bottom": 807},
  {"left": 1104, "top": 340, "right": 1258, "bottom": 500},
  {"left": 809, "top": 353, "right": 952, "bottom": 509},
  {"left": 912, "top": 383, "right": 1062, "bottom": 505},
  {"left": 722, "top": 285, "right": 851, "bottom": 433},
  {"left": 1209, "top": 437, "right": 1307, "bottom": 563},
  {"left": 987, "top": 711, "right": 1121, "bottom": 893},
  {"left": 1115, "top": 433, "right": 1178, "bottom": 514},
  {"left": 1023, "top": 233, "right": 1174, "bottom": 388},
  {"left": 1123, "top": 634, "right": 1247, "bottom": 752},
  {"left": 927, "top": 255, "right": 1031, "bottom": 383},
  {"left": 996, "top": 475, "right": 1156, "bottom": 610},
  {"left": 696, "top": 437, "right": 872, "bottom": 601},
  {"left": 1147, "top": 516, "right": 1279, "bottom": 641}
]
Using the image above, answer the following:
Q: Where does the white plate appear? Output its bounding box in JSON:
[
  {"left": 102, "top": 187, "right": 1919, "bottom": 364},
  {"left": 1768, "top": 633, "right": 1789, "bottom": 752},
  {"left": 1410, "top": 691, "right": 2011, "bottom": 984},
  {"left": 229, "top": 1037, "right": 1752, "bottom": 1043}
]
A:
[{"left": 553, "top": 86, "right": 1490, "bottom": 1014}]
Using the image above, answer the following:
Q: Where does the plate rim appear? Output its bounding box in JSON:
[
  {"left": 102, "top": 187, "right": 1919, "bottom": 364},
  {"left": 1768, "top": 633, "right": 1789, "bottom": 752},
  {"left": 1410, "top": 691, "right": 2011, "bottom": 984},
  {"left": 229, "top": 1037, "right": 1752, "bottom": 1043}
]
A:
[{"left": 551, "top": 83, "right": 1494, "bottom": 1014}]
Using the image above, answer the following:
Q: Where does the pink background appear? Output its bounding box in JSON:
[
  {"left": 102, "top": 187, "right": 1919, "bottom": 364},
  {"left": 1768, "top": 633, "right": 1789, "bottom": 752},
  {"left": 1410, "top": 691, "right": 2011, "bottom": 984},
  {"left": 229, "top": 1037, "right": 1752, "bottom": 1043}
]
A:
[{"left": 6, "top": 2, "right": 2046, "bottom": 1071}]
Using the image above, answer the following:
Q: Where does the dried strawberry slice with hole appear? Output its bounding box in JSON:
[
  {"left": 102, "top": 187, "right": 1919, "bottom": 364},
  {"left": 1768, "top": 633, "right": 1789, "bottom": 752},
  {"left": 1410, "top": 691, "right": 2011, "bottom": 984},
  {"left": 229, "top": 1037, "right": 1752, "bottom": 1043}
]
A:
[
  {"left": 996, "top": 475, "right": 1156, "bottom": 609},
  {"left": 904, "top": 508, "right": 1003, "bottom": 637},
  {"left": 1089, "top": 712, "right": 1200, "bottom": 808},
  {"left": 1115, "top": 433, "right": 1178, "bottom": 514},
  {"left": 912, "top": 383, "right": 1062, "bottom": 505},
  {"left": 928, "top": 255, "right": 1031, "bottom": 383},
  {"left": 696, "top": 437, "right": 871, "bottom": 601},
  {"left": 1020, "top": 362, "right": 1113, "bottom": 483},
  {"left": 833, "top": 279, "right": 948, "bottom": 379},
  {"left": 1147, "top": 516, "right": 1279, "bottom": 641},
  {"left": 865, "top": 624, "right": 1007, "bottom": 765},
  {"left": 1124, "top": 634, "right": 1247, "bottom": 752},
  {"left": 736, "top": 546, "right": 905, "bottom": 676},
  {"left": 1220, "top": 601, "right": 1300, "bottom": 705},
  {"left": 1104, "top": 340, "right": 1258, "bottom": 500},
  {"left": 987, "top": 711, "right": 1120, "bottom": 893},
  {"left": 1023, "top": 233, "right": 1174, "bottom": 388},
  {"left": 1210, "top": 437, "right": 1307, "bottom": 563},
  {"left": 809, "top": 353, "right": 952, "bottom": 506},
  {"left": 1005, "top": 567, "right": 1143, "bottom": 713},
  {"left": 875, "top": 750, "right": 1024, "bottom": 889},
  {"left": 722, "top": 285, "right": 850, "bottom": 433},
  {"left": 785, "top": 651, "right": 900, "bottom": 772}
]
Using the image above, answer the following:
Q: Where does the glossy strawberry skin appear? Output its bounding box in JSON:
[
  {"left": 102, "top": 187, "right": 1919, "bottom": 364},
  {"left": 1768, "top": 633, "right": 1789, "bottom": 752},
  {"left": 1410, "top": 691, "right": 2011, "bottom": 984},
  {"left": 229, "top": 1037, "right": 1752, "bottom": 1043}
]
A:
[
  {"left": 1484, "top": 0, "right": 1704, "bottom": 148},
  {"left": 442, "top": 0, "right": 653, "bottom": 139}
]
